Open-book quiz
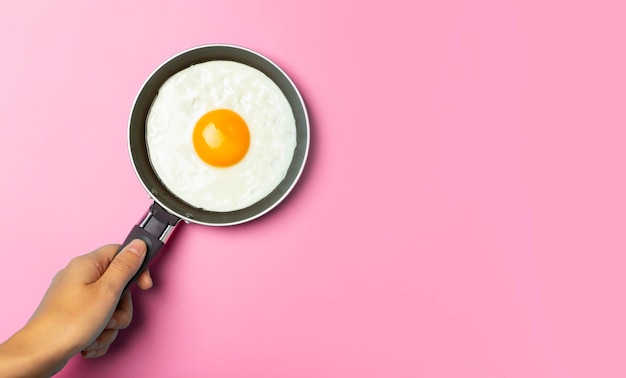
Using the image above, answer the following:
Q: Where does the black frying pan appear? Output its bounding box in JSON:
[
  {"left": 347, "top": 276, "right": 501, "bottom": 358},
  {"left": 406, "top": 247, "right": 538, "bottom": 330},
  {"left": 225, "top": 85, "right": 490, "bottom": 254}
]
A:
[{"left": 119, "top": 44, "right": 309, "bottom": 284}]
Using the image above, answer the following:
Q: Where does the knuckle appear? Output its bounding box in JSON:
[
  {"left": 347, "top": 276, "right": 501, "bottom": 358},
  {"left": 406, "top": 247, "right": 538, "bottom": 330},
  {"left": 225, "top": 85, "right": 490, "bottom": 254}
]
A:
[
  {"left": 98, "top": 280, "right": 123, "bottom": 301},
  {"left": 117, "top": 314, "right": 132, "bottom": 329},
  {"left": 67, "top": 255, "right": 86, "bottom": 269},
  {"left": 111, "top": 308, "right": 133, "bottom": 329}
]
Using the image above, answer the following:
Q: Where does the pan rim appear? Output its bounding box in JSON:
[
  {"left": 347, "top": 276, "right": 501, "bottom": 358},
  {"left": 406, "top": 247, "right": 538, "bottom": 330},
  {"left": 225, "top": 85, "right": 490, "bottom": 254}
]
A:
[{"left": 127, "top": 43, "right": 310, "bottom": 226}]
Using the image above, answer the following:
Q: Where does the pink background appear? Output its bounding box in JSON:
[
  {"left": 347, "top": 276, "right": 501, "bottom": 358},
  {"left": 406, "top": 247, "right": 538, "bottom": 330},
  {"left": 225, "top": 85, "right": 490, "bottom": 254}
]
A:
[{"left": 1, "top": 1, "right": 625, "bottom": 377}]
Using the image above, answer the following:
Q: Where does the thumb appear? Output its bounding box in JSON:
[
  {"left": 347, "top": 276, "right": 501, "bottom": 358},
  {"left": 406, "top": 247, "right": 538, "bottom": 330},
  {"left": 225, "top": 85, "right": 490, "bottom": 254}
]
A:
[{"left": 101, "top": 239, "right": 147, "bottom": 292}]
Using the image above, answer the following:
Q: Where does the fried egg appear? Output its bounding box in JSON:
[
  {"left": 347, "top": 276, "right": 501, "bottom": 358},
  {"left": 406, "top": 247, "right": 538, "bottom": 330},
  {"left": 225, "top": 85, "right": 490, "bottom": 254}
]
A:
[{"left": 145, "top": 60, "right": 297, "bottom": 212}]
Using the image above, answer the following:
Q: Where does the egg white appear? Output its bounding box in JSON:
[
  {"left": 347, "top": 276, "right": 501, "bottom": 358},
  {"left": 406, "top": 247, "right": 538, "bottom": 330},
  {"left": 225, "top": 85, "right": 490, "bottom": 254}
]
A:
[{"left": 146, "top": 60, "right": 297, "bottom": 212}]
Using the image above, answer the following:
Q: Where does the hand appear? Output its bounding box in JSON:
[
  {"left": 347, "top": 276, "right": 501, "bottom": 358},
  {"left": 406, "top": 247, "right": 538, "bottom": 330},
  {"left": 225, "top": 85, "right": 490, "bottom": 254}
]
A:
[{"left": 0, "top": 239, "right": 153, "bottom": 377}]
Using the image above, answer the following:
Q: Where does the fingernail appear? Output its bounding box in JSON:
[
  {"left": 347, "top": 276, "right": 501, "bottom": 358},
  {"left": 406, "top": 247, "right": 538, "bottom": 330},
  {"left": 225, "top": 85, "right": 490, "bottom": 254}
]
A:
[
  {"left": 127, "top": 239, "right": 147, "bottom": 257},
  {"left": 84, "top": 350, "right": 97, "bottom": 358}
]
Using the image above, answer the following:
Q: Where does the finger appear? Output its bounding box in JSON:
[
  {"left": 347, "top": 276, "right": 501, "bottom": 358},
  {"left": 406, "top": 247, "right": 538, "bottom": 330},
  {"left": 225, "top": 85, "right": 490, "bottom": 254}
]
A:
[
  {"left": 82, "top": 344, "right": 112, "bottom": 359},
  {"left": 100, "top": 239, "right": 147, "bottom": 294},
  {"left": 136, "top": 269, "right": 153, "bottom": 290},
  {"left": 105, "top": 291, "right": 133, "bottom": 330},
  {"left": 68, "top": 244, "right": 121, "bottom": 284},
  {"left": 81, "top": 328, "right": 119, "bottom": 353}
]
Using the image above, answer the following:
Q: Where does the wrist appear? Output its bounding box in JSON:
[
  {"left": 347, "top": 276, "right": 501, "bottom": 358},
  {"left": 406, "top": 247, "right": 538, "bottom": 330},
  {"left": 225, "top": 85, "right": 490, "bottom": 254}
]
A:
[{"left": 0, "top": 322, "right": 72, "bottom": 378}]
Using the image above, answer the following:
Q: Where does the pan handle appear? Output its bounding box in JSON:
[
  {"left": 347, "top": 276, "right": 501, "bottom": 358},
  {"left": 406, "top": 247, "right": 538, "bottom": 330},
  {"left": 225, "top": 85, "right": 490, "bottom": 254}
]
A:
[{"left": 118, "top": 202, "right": 181, "bottom": 289}]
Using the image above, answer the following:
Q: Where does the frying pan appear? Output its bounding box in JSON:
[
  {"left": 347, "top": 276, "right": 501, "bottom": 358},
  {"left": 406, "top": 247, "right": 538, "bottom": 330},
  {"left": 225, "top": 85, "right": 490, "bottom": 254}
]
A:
[{"left": 119, "top": 44, "right": 310, "bottom": 283}]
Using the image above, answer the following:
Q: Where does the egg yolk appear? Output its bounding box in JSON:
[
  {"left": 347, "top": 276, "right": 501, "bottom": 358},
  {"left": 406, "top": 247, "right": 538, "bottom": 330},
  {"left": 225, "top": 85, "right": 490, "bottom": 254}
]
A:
[{"left": 192, "top": 109, "right": 250, "bottom": 167}]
